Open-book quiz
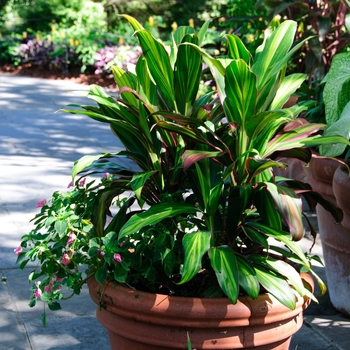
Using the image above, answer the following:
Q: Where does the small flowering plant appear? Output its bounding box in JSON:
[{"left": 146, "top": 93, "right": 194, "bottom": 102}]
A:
[{"left": 16, "top": 175, "right": 132, "bottom": 325}]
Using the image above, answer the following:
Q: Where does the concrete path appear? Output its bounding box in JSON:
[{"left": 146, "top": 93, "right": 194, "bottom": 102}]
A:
[{"left": 0, "top": 73, "right": 349, "bottom": 349}]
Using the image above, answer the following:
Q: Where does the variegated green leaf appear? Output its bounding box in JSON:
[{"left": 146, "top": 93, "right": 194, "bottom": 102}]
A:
[
  {"left": 111, "top": 66, "right": 138, "bottom": 106},
  {"left": 120, "top": 14, "right": 144, "bottom": 31},
  {"left": 174, "top": 34, "right": 202, "bottom": 115},
  {"left": 226, "top": 34, "right": 251, "bottom": 63},
  {"left": 131, "top": 171, "right": 157, "bottom": 201},
  {"left": 72, "top": 154, "right": 108, "bottom": 179},
  {"left": 270, "top": 73, "right": 307, "bottom": 110},
  {"left": 249, "top": 255, "right": 305, "bottom": 297},
  {"left": 236, "top": 255, "right": 259, "bottom": 299},
  {"left": 224, "top": 59, "right": 257, "bottom": 126},
  {"left": 135, "top": 30, "right": 175, "bottom": 111},
  {"left": 177, "top": 231, "right": 211, "bottom": 284},
  {"left": 253, "top": 265, "right": 297, "bottom": 310},
  {"left": 245, "top": 222, "right": 309, "bottom": 266},
  {"left": 252, "top": 20, "right": 296, "bottom": 90},
  {"left": 209, "top": 246, "right": 239, "bottom": 304},
  {"left": 254, "top": 185, "right": 282, "bottom": 231},
  {"left": 119, "top": 203, "right": 198, "bottom": 240},
  {"left": 264, "top": 182, "right": 304, "bottom": 240},
  {"left": 182, "top": 150, "right": 223, "bottom": 172}
]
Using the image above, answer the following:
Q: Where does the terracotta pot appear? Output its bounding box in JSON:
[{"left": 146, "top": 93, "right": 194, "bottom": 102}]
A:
[
  {"left": 88, "top": 275, "right": 313, "bottom": 350},
  {"left": 306, "top": 157, "right": 350, "bottom": 316}
]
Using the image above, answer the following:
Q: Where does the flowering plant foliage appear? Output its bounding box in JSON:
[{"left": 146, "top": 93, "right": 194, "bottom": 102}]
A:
[
  {"left": 93, "top": 44, "right": 142, "bottom": 74},
  {"left": 16, "top": 15, "right": 350, "bottom": 326}
]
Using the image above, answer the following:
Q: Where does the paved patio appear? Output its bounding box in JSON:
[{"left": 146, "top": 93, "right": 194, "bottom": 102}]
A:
[{"left": 0, "top": 73, "right": 349, "bottom": 349}]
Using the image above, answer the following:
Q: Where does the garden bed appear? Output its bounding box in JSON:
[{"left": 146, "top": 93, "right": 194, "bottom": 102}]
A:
[{"left": 0, "top": 63, "right": 116, "bottom": 90}]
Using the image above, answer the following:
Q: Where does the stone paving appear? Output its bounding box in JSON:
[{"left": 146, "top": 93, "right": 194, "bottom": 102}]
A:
[{"left": 0, "top": 73, "right": 349, "bottom": 349}]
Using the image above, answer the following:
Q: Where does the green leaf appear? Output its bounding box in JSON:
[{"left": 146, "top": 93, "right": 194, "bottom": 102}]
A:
[
  {"left": 226, "top": 34, "right": 251, "bottom": 63},
  {"left": 120, "top": 14, "right": 144, "bottom": 31},
  {"left": 253, "top": 265, "right": 297, "bottom": 310},
  {"left": 250, "top": 255, "right": 305, "bottom": 297},
  {"left": 54, "top": 220, "right": 68, "bottom": 238},
  {"left": 48, "top": 301, "right": 62, "bottom": 311},
  {"left": 252, "top": 20, "right": 297, "bottom": 91},
  {"left": 198, "top": 19, "right": 211, "bottom": 46},
  {"left": 95, "top": 264, "right": 108, "bottom": 285},
  {"left": 111, "top": 66, "right": 138, "bottom": 106},
  {"left": 182, "top": 150, "right": 223, "bottom": 172},
  {"left": 209, "top": 246, "right": 239, "bottom": 304},
  {"left": 264, "top": 182, "right": 304, "bottom": 240},
  {"left": 136, "top": 30, "right": 175, "bottom": 110},
  {"left": 72, "top": 154, "right": 108, "bottom": 179},
  {"left": 320, "top": 100, "right": 350, "bottom": 157},
  {"left": 224, "top": 59, "right": 257, "bottom": 126},
  {"left": 119, "top": 203, "right": 198, "bottom": 240},
  {"left": 174, "top": 34, "right": 201, "bottom": 115},
  {"left": 270, "top": 73, "right": 307, "bottom": 110},
  {"left": 177, "top": 231, "right": 211, "bottom": 284},
  {"left": 323, "top": 52, "right": 350, "bottom": 125},
  {"left": 236, "top": 255, "right": 259, "bottom": 299},
  {"left": 246, "top": 222, "right": 309, "bottom": 266},
  {"left": 254, "top": 185, "right": 282, "bottom": 231},
  {"left": 131, "top": 171, "right": 157, "bottom": 201},
  {"left": 136, "top": 55, "right": 158, "bottom": 110}
]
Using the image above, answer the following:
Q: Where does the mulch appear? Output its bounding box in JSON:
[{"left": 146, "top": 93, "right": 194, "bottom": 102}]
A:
[{"left": 0, "top": 63, "right": 117, "bottom": 90}]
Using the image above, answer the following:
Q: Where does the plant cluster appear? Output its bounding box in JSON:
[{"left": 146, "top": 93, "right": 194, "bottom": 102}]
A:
[
  {"left": 16, "top": 15, "right": 349, "bottom": 326},
  {"left": 93, "top": 44, "right": 142, "bottom": 75}
]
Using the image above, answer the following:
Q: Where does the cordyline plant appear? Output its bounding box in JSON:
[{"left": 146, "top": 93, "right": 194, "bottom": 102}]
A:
[{"left": 17, "top": 15, "right": 349, "bottom": 325}]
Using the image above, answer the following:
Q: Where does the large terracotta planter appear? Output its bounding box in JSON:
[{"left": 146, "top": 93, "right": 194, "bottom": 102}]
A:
[
  {"left": 88, "top": 275, "right": 313, "bottom": 350},
  {"left": 306, "top": 157, "right": 350, "bottom": 316}
]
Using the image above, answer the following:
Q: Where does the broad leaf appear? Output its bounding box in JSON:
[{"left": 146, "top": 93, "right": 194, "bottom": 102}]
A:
[
  {"left": 119, "top": 203, "right": 198, "bottom": 240},
  {"left": 226, "top": 34, "right": 251, "bottom": 63},
  {"left": 236, "top": 255, "right": 259, "bottom": 299},
  {"left": 135, "top": 30, "right": 175, "bottom": 111},
  {"left": 177, "top": 231, "right": 211, "bottom": 284},
  {"left": 320, "top": 101, "right": 350, "bottom": 157},
  {"left": 264, "top": 182, "right": 304, "bottom": 240},
  {"left": 174, "top": 34, "right": 202, "bottom": 115},
  {"left": 224, "top": 59, "right": 257, "bottom": 126},
  {"left": 270, "top": 73, "right": 306, "bottom": 110},
  {"left": 253, "top": 265, "right": 297, "bottom": 310},
  {"left": 209, "top": 246, "right": 239, "bottom": 304},
  {"left": 245, "top": 222, "right": 309, "bottom": 266},
  {"left": 131, "top": 171, "right": 157, "bottom": 201}
]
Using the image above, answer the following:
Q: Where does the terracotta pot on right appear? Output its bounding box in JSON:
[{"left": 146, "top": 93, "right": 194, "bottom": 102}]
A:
[
  {"left": 306, "top": 157, "right": 350, "bottom": 316},
  {"left": 88, "top": 275, "right": 313, "bottom": 350}
]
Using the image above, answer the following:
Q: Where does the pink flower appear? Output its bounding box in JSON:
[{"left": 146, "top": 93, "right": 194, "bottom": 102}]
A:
[
  {"left": 119, "top": 241, "right": 126, "bottom": 247},
  {"left": 34, "top": 287, "right": 42, "bottom": 298},
  {"left": 44, "top": 284, "right": 53, "bottom": 293},
  {"left": 113, "top": 253, "right": 122, "bottom": 263},
  {"left": 36, "top": 199, "right": 46, "bottom": 208},
  {"left": 102, "top": 172, "right": 109, "bottom": 178},
  {"left": 14, "top": 246, "right": 23, "bottom": 255},
  {"left": 55, "top": 276, "right": 63, "bottom": 283},
  {"left": 67, "top": 181, "right": 73, "bottom": 188},
  {"left": 78, "top": 178, "right": 86, "bottom": 187},
  {"left": 99, "top": 251, "right": 105, "bottom": 258},
  {"left": 66, "top": 232, "right": 76, "bottom": 245},
  {"left": 61, "top": 253, "right": 71, "bottom": 266}
]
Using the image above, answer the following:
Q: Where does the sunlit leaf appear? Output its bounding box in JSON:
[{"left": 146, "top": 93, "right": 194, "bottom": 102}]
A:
[
  {"left": 209, "top": 246, "right": 239, "bottom": 304},
  {"left": 119, "top": 203, "right": 198, "bottom": 239},
  {"left": 177, "top": 231, "right": 211, "bottom": 284}
]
